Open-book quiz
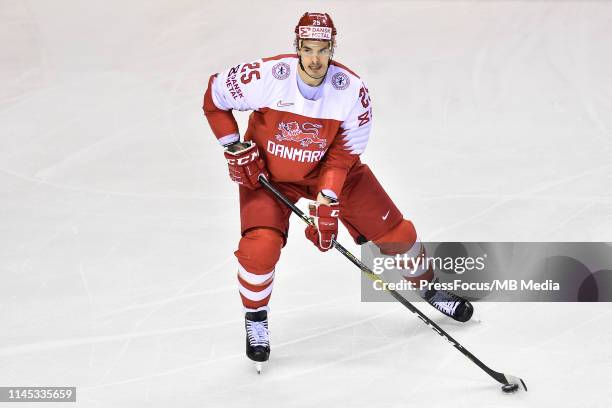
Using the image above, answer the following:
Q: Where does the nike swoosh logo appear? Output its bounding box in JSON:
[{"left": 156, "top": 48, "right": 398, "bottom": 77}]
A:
[
  {"left": 277, "top": 100, "right": 294, "bottom": 107},
  {"left": 382, "top": 210, "right": 390, "bottom": 221}
]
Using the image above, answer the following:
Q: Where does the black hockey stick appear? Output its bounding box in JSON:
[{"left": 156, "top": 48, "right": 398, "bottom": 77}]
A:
[{"left": 258, "top": 175, "right": 527, "bottom": 393}]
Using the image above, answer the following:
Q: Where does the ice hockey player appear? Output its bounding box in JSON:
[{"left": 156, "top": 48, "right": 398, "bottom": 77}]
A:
[{"left": 203, "top": 12, "right": 473, "bottom": 373}]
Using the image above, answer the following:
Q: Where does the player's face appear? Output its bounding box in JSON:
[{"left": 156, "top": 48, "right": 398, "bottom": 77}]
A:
[{"left": 298, "top": 40, "right": 332, "bottom": 77}]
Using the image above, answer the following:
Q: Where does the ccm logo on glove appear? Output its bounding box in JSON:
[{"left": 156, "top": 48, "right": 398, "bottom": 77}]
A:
[
  {"left": 226, "top": 150, "right": 260, "bottom": 166},
  {"left": 224, "top": 141, "right": 269, "bottom": 190}
]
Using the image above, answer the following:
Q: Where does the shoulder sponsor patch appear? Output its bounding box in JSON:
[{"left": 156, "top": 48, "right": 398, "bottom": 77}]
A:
[{"left": 226, "top": 64, "right": 244, "bottom": 99}]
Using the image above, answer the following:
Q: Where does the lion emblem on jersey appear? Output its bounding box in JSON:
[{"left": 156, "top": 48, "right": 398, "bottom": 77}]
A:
[{"left": 275, "top": 121, "right": 326, "bottom": 149}]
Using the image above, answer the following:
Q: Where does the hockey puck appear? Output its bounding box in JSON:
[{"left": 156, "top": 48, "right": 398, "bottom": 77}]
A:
[{"left": 501, "top": 383, "right": 519, "bottom": 393}]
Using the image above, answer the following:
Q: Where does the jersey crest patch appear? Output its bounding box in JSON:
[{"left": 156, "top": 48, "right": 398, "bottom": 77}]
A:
[
  {"left": 272, "top": 62, "right": 291, "bottom": 80},
  {"left": 275, "top": 121, "right": 326, "bottom": 149},
  {"left": 331, "top": 72, "right": 350, "bottom": 90}
]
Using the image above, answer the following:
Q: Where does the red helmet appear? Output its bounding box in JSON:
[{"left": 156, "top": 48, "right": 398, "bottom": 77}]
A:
[{"left": 294, "top": 12, "right": 337, "bottom": 42}]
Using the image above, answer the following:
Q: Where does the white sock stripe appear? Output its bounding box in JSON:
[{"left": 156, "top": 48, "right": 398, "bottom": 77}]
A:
[
  {"left": 238, "top": 264, "right": 275, "bottom": 285},
  {"left": 404, "top": 237, "right": 423, "bottom": 259},
  {"left": 238, "top": 280, "right": 274, "bottom": 301},
  {"left": 401, "top": 238, "right": 429, "bottom": 278},
  {"left": 402, "top": 259, "right": 428, "bottom": 279}
]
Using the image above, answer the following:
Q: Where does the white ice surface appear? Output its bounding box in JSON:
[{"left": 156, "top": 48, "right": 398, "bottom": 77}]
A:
[{"left": 1, "top": 1, "right": 612, "bottom": 407}]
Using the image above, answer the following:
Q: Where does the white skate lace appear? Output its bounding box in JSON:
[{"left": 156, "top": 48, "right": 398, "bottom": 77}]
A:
[
  {"left": 429, "top": 292, "right": 460, "bottom": 316},
  {"left": 246, "top": 319, "right": 269, "bottom": 347}
]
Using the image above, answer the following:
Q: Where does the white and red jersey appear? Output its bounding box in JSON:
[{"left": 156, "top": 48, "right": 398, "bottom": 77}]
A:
[{"left": 203, "top": 54, "right": 372, "bottom": 197}]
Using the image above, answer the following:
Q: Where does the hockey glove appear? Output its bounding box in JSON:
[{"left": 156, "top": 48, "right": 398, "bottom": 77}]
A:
[
  {"left": 305, "top": 202, "right": 339, "bottom": 252},
  {"left": 224, "top": 141, "right": 269, "bottom": 190}
]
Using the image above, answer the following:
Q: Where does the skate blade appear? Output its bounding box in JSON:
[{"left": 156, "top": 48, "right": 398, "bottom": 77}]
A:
[{"left": 254, "top": 361, "right": 267, "bottom": 374}]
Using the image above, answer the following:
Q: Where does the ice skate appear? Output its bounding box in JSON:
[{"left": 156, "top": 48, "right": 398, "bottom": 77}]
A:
[
  {"left": 245, "top": 309, "right": 270, "bottom": 373},
  {"left": 422, "top": 281, "right": 474, "bottom": 322}
]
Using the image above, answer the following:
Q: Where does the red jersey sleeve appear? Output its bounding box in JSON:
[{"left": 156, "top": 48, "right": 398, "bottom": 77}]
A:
[
  {"left": 317, "top": 81, "right": 372, "bottom": 198},
  {"left": 203, "top": 74, "right": 240, "bottom": 145}
]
